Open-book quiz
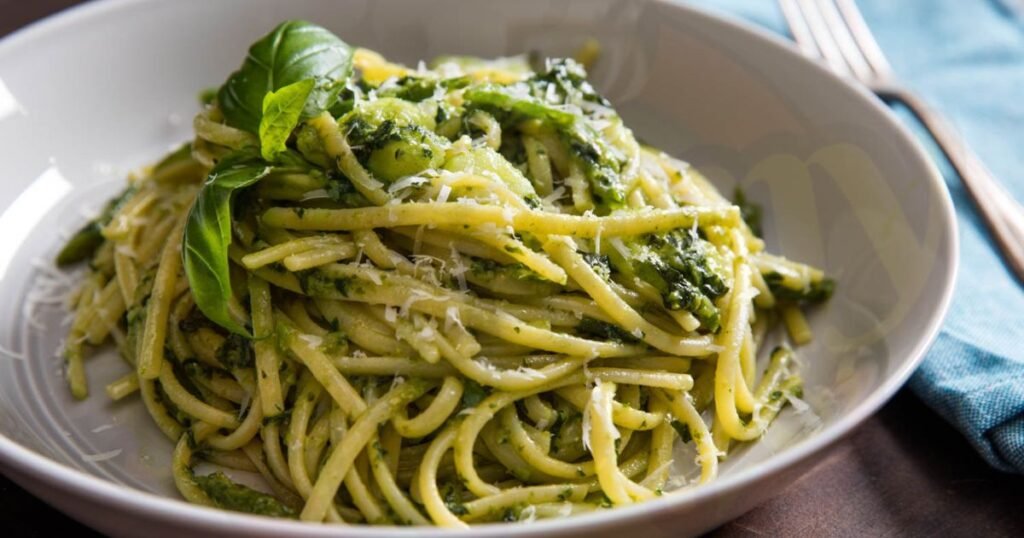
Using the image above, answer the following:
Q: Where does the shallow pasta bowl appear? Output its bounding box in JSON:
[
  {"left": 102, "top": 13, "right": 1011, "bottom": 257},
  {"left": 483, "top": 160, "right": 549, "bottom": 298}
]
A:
[{"left": 0, "top": 0, "right": 957, "bottom": 536}]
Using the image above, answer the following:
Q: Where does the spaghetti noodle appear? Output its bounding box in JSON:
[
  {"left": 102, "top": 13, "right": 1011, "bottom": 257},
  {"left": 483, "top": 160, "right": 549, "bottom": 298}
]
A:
[{"left": 57, "top": 21, "right": 833, "bottom": 526}]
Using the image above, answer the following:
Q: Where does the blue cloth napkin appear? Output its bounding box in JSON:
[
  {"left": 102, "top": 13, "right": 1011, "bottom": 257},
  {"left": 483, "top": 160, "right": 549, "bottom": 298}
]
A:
[{"left": 683, "top": 0, "right": 1024, "bottom": 473}]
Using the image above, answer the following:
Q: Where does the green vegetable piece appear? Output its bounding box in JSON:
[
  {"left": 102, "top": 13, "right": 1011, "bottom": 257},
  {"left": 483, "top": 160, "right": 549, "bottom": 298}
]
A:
[
  {"left": 56, "top": 225, "right": 104, "bottom": 267},
  {"left": 295, "top": 123, "right": 331, "bottom": 168},
  {"left": 198, "top": 88, "right": 217, "bottom": 106},
  {"left": 217, "top": 20, "right": 354, "bottom": 133},
  {"left": 764, "top": 272, "right": 835, "bottom": 304},
  {"left": 366, "top": 125, "right": 445, "bottom": 182},
  {"left": 527, "top": 58, "right": 610, "bottom": 108},
  {"left": 733, "top": 187, "right": 763, "bottom": 236},
  {"left": 342, "top": 97, "right": 435, "bottom": 131},
  {"left": 340, "top": 98, "right": 447, "bottom": 182},
  {"left": 55, "top": 187, "right": 134, "bottom": 266},
  {"left": 609, "top": 228, "right": 728, "bottom": 332},
  {"left": 259, "top": 79, "right": 315, "bottom": 161},
  {"left": 456, "top": 58, "right": 618, "bottom": 210},
  {"left": 377, "top": 75, "right": 471, "bottom": 102},
  {"left": 194, "top": 471, "right": 296, "bottom": 518},
  {"left": 463, "top": 84, "right": 576, "bottom": 130},
  {"left": 463, "top": 84, "right": 625, "bottom": 212},
  {"left": 443, "top": 144, "right": 535, "bottom": 197},
  {"left": 183, "top": 151, "right": 271, "bottom": 336}
]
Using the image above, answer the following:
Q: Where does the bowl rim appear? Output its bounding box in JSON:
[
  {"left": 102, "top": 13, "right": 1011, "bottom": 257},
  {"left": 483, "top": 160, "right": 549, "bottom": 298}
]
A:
[{"left": 0, "top": 0, "right": 959, "bottom": 535}]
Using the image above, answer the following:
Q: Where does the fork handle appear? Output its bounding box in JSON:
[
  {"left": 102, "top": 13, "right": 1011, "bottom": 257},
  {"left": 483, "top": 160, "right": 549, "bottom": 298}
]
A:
[{"left": 879, "top": 88, "right": 1024, "bottom": 283}]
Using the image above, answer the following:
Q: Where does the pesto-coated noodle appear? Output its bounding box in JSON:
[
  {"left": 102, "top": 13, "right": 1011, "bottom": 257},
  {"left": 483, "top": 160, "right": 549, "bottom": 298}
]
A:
[{"left": 57, "top": 20, "right": 833, "bottom": 526}]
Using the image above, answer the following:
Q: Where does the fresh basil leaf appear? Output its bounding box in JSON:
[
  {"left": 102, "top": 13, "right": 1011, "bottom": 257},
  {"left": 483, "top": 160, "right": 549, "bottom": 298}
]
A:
[
  {"left": 198, "top": 88, "right": 217, "bottom": 106},
  {"left": 182, "top": 151, "right": 271, "bottom": 336},
  {"left": 259, "top": 79, "right": 315, "bottom": 161},
  {"left": 217, "top": 20, "right": 354, "bottom": 133}
]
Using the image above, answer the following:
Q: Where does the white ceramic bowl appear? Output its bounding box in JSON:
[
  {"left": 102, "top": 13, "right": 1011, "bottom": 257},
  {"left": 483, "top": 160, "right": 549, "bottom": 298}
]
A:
[{"left": 0, "top": 0, "right": 957, "bottom": 536}]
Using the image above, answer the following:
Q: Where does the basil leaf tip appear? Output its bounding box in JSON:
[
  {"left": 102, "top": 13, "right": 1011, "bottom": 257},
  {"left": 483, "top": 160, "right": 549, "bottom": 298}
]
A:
[{"left": 182, "top": 151, "right": 270, "bottom": 336}]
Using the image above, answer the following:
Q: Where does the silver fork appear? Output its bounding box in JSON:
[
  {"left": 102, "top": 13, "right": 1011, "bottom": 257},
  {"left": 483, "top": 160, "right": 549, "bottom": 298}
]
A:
[{"left": 779, "top": 0, "right": 1024, "bottom": 284}]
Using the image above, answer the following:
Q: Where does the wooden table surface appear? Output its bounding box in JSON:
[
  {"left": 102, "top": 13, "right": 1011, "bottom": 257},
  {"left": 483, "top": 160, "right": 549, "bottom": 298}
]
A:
[{"left": 1, "top": 2, "right": 1022, "bottom": 536}]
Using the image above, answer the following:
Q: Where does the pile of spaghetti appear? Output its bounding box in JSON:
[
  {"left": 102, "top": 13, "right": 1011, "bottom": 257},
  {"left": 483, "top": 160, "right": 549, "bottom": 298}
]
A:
[{"left": 57, "top": 21, "right": 832, "bottom": 526}]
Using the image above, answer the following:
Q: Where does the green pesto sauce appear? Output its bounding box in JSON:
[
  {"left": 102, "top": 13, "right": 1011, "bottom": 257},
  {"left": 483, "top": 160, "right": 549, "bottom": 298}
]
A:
[{"left": 194, "top": 471, "right": 296, "bottom": 518}]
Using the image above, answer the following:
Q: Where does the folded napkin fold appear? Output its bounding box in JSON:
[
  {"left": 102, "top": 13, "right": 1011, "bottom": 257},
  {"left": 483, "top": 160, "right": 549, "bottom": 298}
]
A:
[{"left": 684, "top": 0, "right": 1024, "bottom": 473}]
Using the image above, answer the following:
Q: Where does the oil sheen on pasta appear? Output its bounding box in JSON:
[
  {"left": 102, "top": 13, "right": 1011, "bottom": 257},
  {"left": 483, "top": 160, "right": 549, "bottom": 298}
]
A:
[{"left": 57, "top": 20, "right": 833, "bottom": 526}]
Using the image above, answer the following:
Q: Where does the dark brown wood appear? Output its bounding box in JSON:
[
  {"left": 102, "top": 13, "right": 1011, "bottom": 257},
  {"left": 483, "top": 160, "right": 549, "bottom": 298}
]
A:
[
  {"left": 709, "top": 391, "right": 1023, "bottom": 537},
  {"left": 1, "top": 2, "right": 1022, "bottom": 536},
  {"left": 0, "top": 0, "right": 89, "bottom": 37}
]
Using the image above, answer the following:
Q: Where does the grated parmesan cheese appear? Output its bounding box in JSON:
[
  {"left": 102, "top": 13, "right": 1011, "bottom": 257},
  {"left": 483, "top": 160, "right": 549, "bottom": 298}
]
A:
[
  {"left": 639, "top": 459, "right": 674, "bottom": 489},
  {"left": 436, "top": 184, "right": 451, "bottom": 204},
  {"left": 448, "top": 247, "right": 468, "bottom": 292},
  {"left": 0, "top": 343, "right": 27, "bottom": 361},
  {"left": 81, "top": 448, "right": 122, "bottom": 463},
  {"left": 363, "top": 268, "right": 382, "bottom": 286},
  {"left": 387, "top": 175, "right": 428, "bottom": 195},
  {"left": 513, "top": 366, "right": 544, "bottom": 380},
  {"left": 444, "top": 306, "right": 463, "bottom": 332},
  {"left": 785, "top": 392, "right": 824, "bottom": 434},
  {"left": 608, "top": 237, "right": 631, "bottom": 261},
  {"left": 581, "top": 397, "right": 592, "bottom": 452},
  {"left": 413, "top": 225, "right": 425, "bottom": 255},
  {"left": 300, "top": 188, "right": 330, "bottom": 201},
  {"left": 416, "top": 325, "right": 436, "bottom": 341},
  {"left": 545, "top": 83, "right": 558, "bottom": 104},
  {"left": 298, "top": 334, "right": 323, "bottom": 347},
  {"left": 542, "top": 186, "right": 566, "bottom": 206},
  {"left": 24, "top": 258, "right": 81, "bottom": 332},
  {"left": 583, "top": 382, "right": 620, "bottom": 453},
  {"left": 400, "top": 289, "right": 440, "bottom": 317},
  {"left": 237, "top": 394, "right": 252, "bottom": 419}
]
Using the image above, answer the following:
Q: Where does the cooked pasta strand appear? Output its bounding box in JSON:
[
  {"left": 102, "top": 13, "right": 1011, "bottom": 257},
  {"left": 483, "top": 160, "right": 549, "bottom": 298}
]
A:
[{"left": 58, "top": 36, "right": 831, "bottom": 527}]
